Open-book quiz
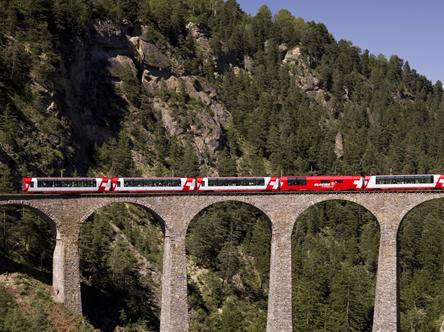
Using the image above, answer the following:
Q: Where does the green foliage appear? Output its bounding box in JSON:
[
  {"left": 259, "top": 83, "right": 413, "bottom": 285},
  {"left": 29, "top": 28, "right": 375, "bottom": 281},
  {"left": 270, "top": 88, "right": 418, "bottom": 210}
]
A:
[
  {"left": 399, "top": 201, "right": 444, "bottom": 332},
  {"left": 292, "top": 201, "right": 379, "bottom": 331},
  {"left": 187, "top": 203, "right": 271, "bottom": 331},
  {"left": 0, "top": 276, "right": 94, "bottom": 332},
  {"left": 80, "top": 203, "right": 163, "bottom": 330},
  {"left": 0, "top": 206, "right": 54, "bottom": 272},
  {"left": 92, "top": 132, "right": 139, "bottom": 177},
  {"left": 0, "top": 163, "right": 14, "bottom": 192},
  {"left": 168, "top": 139, "right": 200, "bottom": 177},
  {"left": 216, "top": 149, "right": 237, "bottom": 176}
]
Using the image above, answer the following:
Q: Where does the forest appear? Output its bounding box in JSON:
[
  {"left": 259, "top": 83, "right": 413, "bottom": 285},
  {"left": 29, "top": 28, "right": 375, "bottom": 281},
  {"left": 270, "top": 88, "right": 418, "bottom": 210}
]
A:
[{"left": 0, "top": 0, "right": 443, "bottom": 331}]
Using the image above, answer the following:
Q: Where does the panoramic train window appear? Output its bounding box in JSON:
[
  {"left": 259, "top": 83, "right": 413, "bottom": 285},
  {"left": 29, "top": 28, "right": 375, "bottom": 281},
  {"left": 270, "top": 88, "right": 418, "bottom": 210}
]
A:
[
  {"left": 375, "top": 175, "right": 434, "bottom": 185},
  {"left": 208, "top": 178, "right": 265, "bottom": 186},
  {"left": 37, "top": 179, "right": 97, "bottom": 187},
  {"left": 124, "top": 178, "right": 182, "bottom": 187},
  {"left": 287, "top": 177, "right": 306, "bottom": 186}
]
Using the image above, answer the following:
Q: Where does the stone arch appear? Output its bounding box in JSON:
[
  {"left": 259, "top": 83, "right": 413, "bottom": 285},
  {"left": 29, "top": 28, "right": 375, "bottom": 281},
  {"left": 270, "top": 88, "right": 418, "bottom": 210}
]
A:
[
  {"left": 291, "top": 197, "right": 381, "bottom": 332},
  {"left": 0, "top": 201, "right": 59, "bottom": 235},
  {"left": 397, "top": 195, "right": 444, "bottom": 232},
  {"left": 185, "top": 198, "right": 273, "bottom": 331},
  {"left": 294, "top": 195, "right": 382, "bottom": 230},
  {"left": 79, "top": 199, "right": 167, "bottom": 234},
  {"left": 0, "top": 201, "right": 59, "bottom": 261},
  {"left": 184, "top": 197, "right": 273, "bottom": 235}
]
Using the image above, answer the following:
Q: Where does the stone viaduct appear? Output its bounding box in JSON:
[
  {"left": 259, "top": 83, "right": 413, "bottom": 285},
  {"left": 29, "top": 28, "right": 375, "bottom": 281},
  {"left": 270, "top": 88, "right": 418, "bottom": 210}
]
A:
[{"left": 1, "top": 191, "right": 443, "bottom": 332}]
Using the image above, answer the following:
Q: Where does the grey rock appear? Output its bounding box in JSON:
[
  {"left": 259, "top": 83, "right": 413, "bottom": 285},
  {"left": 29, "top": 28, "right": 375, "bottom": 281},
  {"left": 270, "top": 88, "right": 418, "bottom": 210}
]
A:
[
  {"left": 108, "top": 55, "right": 137, "bottom": 80},
  {"left": 139, "top": 41, "right": 170, "bottom": 74},
  {"left": 335, "top": 131, "right": 344, "bottom": 158}
]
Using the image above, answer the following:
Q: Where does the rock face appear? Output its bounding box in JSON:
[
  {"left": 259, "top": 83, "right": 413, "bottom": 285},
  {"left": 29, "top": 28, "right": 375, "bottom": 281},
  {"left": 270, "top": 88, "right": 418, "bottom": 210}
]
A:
[
  {"left": 152, "top": 94, "right": 226, "bottom": 159},
  {"left": 283, "top": 46, "right": 320, "bottom": 92},
  {"left": 282, "top": 46, "right": 332, "bottom": 109},
  {"left": 282, "top": 46, "right": 303, "bottom": 64},
  {"left": 57, "top": 19, "right": 227, "bottom": 171},
  {"left": 334, "top": 131, "right": 344, "bottom": 159},
  {"left": 138, "top": 40, "right": 171, "bottom": 77},
  {"left": 108, "top": 55, "right": 137, "bottom": 80}
]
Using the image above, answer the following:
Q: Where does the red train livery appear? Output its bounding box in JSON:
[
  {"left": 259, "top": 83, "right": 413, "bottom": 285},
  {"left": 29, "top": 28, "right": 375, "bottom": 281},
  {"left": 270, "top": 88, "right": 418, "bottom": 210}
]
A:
[
  {"left": 22, "top": 174, "right": 444, "bottom": 194},
  {"left": 280, "top": 176, "right": 364, "bottom": 191}
]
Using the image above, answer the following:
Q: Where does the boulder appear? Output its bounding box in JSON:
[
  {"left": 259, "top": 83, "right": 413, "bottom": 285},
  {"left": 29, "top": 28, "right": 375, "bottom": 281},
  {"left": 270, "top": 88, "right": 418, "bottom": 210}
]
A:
[
  {"left": 283, "top": 46, "right": 302, "bottom": 64},
  {"left": 108, "top": 55, "right": 137, "bottom": 80},
  {"left": 137, "top": 39, "right": 171, "bottom": 71}
]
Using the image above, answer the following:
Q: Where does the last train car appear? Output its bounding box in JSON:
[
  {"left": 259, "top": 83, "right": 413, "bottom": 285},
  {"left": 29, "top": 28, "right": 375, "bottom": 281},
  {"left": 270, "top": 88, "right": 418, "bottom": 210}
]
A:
[
  {"left": 111, "top": 177, "right": 196, "bottom": 192},
  {"left": 23, "top": 177, "right": 112, "bottom": 193},
  {"left": 196, "top": 177, "right": 279, "bottom": 192},
  {"left": 364, "top": 174, "right": 444, "bottom": 190},
  {"left": 280, "top": 176, "right": 364, "bottom": 191}
]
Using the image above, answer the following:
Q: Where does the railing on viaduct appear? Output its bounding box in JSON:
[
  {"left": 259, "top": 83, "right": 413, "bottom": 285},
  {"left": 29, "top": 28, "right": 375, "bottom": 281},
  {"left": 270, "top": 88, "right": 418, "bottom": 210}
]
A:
[{"left": 1, "top": 191, "right": 443, "bottom": 332}]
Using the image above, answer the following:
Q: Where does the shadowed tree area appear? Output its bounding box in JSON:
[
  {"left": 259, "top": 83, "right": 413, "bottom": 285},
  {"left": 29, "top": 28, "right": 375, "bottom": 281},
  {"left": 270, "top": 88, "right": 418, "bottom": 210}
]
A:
[
  {"left": 80, "top": 203, "right": 164, "bottom": 331},
  {"left": 0, "top": 205, "right": 60, "bottom": 329},
  {"left": 399, "top": 200, "right": 444, "bottom": 332},
  {"left": 292, "top": 201, "right": 380, "bottom": 331},
  {"left": 0, "top": 205, "right": 54, "bottom": 278},
  {"left": 186, "top": 202, "right": 272, "bottom": 331}
]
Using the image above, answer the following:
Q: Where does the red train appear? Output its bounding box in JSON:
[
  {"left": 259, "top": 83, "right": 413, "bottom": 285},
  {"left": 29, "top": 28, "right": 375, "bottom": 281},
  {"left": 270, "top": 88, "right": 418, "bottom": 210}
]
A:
[{"left": 22, "top": 174, "right": 444, "bottom": 193}]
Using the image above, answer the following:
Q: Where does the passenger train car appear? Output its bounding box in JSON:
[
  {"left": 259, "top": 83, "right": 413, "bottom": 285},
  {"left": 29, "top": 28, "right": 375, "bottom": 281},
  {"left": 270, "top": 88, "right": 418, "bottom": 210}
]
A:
[
  {"left": 22, "top": 174, "right": 444, "bottom": 193},
  {"left": 111, "top": 177, "right": 196, "bottom": 192},
  {"left": 196, "top": 177, "right": 279, "bottom": 192},
  {"left": 280, "top": 176, "right": 363, "bottom": 191},
  {"left": 23, "top": 177, "right": 112, "bottom": 193},
  {"left": 365, "top": 174, "right": 444, "bottom": 190}
]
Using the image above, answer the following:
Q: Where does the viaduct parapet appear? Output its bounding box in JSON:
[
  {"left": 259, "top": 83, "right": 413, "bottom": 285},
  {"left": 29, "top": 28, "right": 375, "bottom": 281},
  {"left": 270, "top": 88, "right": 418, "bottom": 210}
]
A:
[{"left": 1, "top": 191, "right": 443, "bottom": 332}]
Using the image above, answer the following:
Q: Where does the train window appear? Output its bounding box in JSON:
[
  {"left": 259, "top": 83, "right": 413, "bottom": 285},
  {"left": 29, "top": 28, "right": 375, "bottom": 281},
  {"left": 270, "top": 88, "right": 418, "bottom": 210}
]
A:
[
  {"left": 376, "top": 175, "right": 434, "bottom": 185},
  {"left": 207, "top": 178, "right": 265, "bottom": 187},
  {"left": 320, "top": 180, "right": 330, "bottom": 184},
  {"left": 76, "top": 180, "right": 96, "bottom": 187},
  {"left": 287, "top": 177, "right": 306, "bottom": 186},
  {"left": 37, "top": 179, "right": 96, "bottom": 188},
  {"left": 334, "top": 180, "right": 344, "bottom": 184},
  {"left": 124, "top": 178, "right": 182, "bottom": 187},
  {"left": 30, "top": 182, "right": 34, "bottom": 188}
]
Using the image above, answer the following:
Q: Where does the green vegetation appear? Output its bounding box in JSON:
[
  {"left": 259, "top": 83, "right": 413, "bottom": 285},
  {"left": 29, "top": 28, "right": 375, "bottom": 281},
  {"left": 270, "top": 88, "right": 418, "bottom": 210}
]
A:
[
  {"left": 0, "top": 273, "right": 94, "bottom": 332},
  {"left": 292, "top": 201, "right": 379, "bottom": 331},
  {"left": 186, "top": 202, "right": 271, "bottom": 331},
  {"left": 80, "top": 203, "right": 164, "bottom": 331},
  {"left": 399, "top": 201, "right": 444, "bottom": 332},
  {"left": 0, "top": 206, "right": 54, "bottom": 273},
  {"left": 0, "top": 0, "right": 443, "bottom": 330}
]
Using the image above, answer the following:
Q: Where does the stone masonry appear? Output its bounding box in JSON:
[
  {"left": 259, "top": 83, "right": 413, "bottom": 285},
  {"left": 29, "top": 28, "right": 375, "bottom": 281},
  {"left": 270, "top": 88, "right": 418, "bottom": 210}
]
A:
[{"left": 1, "top": 191, "right": 444, "bottom": 332}]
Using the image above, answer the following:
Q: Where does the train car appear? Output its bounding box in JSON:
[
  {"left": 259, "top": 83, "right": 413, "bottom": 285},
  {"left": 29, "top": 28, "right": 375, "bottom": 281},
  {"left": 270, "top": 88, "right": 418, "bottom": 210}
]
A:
[
  {"left": 196, "top": 177, "right": 279, "bottom": 192},
  {"left": 364, "top": 174, "right": 444, "bottom": 190},
  {"left": 23, "top": 177, "right": 112, "bottom": 193},
  {"left": 111, "top": 177, "right": 196, "bottom": 192},
  {"left": 280, "top": 176, "right": 364, "bottom": 191}
]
